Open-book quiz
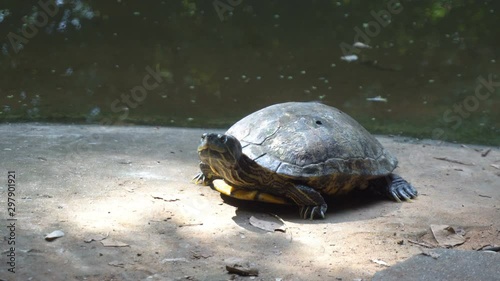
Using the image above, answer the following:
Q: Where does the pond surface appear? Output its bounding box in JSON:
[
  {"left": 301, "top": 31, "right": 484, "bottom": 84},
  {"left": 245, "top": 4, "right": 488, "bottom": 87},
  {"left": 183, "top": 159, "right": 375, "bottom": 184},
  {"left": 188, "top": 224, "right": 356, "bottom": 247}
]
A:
[{"left": 0, "top": 1, "right": 499, "bottom": 145}]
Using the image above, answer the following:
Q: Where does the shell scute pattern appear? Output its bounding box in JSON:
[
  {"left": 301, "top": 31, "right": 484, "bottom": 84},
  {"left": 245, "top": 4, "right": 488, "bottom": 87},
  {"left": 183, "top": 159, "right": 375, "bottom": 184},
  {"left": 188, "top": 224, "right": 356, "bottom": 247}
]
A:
[{"left": 226, "top": 102, "right": 397, "bottom": 188}]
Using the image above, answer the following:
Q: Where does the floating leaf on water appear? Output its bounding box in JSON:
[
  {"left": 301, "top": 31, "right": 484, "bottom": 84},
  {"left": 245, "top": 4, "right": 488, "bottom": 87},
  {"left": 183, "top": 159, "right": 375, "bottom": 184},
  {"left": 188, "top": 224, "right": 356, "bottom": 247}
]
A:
[
  {"left": 353, "top": 42, "right": 372, "bottom": 49},
  {"left": 366, "top": 95, "right": 388, "bottom": 102},
  {"left": 340, "top": 54, "right": 358, "bottom": 62}
]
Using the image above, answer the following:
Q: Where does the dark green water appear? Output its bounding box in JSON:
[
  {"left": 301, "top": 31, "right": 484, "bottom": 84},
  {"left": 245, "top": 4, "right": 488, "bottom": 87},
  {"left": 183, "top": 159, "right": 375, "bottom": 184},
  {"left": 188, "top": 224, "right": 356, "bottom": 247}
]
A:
[{"left": 0, "top": 1, "right": 499, "bottom": 145}]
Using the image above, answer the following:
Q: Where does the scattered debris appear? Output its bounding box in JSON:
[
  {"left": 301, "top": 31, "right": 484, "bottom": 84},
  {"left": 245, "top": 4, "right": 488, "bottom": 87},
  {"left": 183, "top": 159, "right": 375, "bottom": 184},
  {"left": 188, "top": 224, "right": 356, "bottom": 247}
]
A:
[
  {"left": 45, "top": 230, "right": 65, "bottom": 241},
  {"left": 408, "top": 239, "right": 435, "bottom": 248},
  {"left": 421, "top": 250, "right": 441, "bottom": 259},
  {"left": 151, "top": 193, "right": 179, "bottom": 202},
  {"left": 178, "top": 222, "right": 203, "bottom": 228},
  {"left": 108, "top": 261, "right": 125, "bottom": 268},
  {"left": 366, "top": 95, "right": 388, "bottom": 102},
  {"left": 340, "top": 54, "right": 358, "bottom": 62},
  {"left": 161, "top": 258, "right": 189, "bottom": 263},
  {"left": 481, "top": 148, "right": 491, "bottom": 157},
  {"left": 149, "top": 217, "right": 172, "bottom": 222},
  {"left": 478, "top": 245, "right": 500, "bottom": 252},
  {"left": 433, "top": 157, "right": 474, "bottom": 166},
  {"left": 101, "top": 238, "right": 129, "bottom": 247},
  {"left": 118, "top": 160, "right": 132, "bottom": 164},
  {"left": 84, "top": 233, "right": 108, "bottom": 243},
  {"left": 371, "top": 259, "right": 389, "bottom": 266},
  {"left": 190, "top": 250, "right": 213, "bottom": 259},
  {"left": 225, "top": 257, "right": 259, "bottom": 276},
  {"left": 490, "top": 164, "right": 500, "bottom": 170},
  {"left": 121, "top": 186, "right": 135, "bottom": 193},
  {"left": 249, "top": 214, "right": 286, "bottom": 232},
  {"left": 477, "top": 193, "right": 492, "bottom": 199},
  {"left": 430, "top": 225, "right": 466, "bottom": 247},
  {"left": 25, "top": 248, "right": 43, "bottom": 254}
]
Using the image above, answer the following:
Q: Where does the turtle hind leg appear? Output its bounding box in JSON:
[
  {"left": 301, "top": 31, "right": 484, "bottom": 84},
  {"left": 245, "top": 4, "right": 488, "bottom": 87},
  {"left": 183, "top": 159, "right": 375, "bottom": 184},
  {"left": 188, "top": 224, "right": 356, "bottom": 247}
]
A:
[
  {"left": 371, "top": 174, "right": 418, "bottom": 202},
  {"left": 212, "top": 179, "right": 291, "bottom": 205}
]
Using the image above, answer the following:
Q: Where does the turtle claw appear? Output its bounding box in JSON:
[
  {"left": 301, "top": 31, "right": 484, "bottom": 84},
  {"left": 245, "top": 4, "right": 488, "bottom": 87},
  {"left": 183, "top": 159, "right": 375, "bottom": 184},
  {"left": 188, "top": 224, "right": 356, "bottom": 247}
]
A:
[
  {"left": 299, "top": 204, "right": 327, "bottom": 220},
  {"left": 387, "top": 174, "right": 418, "bottom": 202},
  {"left": 192, "top": 172, "right": 209, "bottom": 186},
  {"left": 390, "top": 192, "right": 402, "bottom": 203}
]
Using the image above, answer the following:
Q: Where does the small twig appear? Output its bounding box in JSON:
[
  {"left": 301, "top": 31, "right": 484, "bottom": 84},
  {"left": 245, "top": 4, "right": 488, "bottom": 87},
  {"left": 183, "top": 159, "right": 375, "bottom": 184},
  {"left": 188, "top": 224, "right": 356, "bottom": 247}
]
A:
[
  {"left": 477, "top": 194, "right": 492, "bottom": 198},
  {"left": 434, "top": 157, "right": 474, "bottom": 166},
  {"left": 481, "top": 148, "right": 492, "bottom": 157},
  {"left": 179, "top": 223, "right": 203, "bottom": 227},
  {"left": 479, "top": 246, "right": 500, "bottom": 252},
  {"left": 408, "top": 239, "right": 435, "bottom": 248}
]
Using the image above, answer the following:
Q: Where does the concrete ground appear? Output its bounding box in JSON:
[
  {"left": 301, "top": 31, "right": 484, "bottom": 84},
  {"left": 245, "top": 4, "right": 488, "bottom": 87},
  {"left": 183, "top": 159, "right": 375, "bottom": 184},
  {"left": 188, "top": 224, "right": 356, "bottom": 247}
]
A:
[{"left": 0, "top": 123, "right": 499, "bottom": 281}]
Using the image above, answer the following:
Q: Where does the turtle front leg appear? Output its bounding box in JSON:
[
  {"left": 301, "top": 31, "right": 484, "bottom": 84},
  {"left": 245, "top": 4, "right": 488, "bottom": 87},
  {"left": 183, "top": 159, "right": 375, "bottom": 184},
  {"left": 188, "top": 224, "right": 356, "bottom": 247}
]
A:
[
  {"left": 287, "top": 184, "right": 328, "bottom": 220},
  {"left": 192, "top": 162, "right": 219, "bottom": 186}
]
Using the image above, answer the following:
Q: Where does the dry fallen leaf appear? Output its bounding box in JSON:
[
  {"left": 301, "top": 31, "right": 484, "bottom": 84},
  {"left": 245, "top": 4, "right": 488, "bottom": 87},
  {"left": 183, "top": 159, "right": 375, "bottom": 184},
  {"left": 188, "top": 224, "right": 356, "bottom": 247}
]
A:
[
  {"left": 371, "top": 259, "right": 389, "bottom": 266},
  {"left": 151, "top": 193, "right": 179, "bottom": 202},
  {"left": 45, "top": 230, "right": 65, "bottom": 241},
  {"left": 191, "top": 250, "right": 213, "bottom": 259},
  {"left": 421, "top": 250, "right": 441, "bottom": 259},
  {"left": 101, "top": 238, "right": 129, "bottom": 247},
  {"left": 84, "top": 233, "right": 108, "bottom": 243},
  {"left": 225, "top": 257, "right": 259, "bottom": 276},
  {"left": 108, "top": 261, "right": 125, "bottom": 268},
  {"left": 161, "top": 258, "right": 189, "bottom": 263},
  {"left": 430, "top": 224, "right": 466, "bottom": 247},
  {"left": 249, "top": 215, "right": 286, "bottom": 232}
]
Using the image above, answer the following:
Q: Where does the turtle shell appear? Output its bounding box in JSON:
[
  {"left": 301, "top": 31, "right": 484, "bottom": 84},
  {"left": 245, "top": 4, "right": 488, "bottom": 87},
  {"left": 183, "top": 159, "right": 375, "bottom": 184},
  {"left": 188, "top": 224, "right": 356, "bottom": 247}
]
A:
[{"left": 226, "top": 102, "right": 397, "bottom": 181}]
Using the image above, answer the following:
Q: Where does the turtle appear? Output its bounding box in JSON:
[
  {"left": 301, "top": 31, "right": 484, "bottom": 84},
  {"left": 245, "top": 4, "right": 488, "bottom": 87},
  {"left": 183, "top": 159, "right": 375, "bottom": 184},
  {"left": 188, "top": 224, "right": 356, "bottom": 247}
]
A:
[{"left": 193, "top": 102, "right": 417, "bottom": 219}]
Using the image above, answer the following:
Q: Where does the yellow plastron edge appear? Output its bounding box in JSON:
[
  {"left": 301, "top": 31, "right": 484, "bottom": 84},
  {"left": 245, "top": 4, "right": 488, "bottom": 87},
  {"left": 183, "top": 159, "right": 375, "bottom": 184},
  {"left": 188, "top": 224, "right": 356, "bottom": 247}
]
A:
[{"left": 213, "top": 179, "right": 290, "bottom": 205}]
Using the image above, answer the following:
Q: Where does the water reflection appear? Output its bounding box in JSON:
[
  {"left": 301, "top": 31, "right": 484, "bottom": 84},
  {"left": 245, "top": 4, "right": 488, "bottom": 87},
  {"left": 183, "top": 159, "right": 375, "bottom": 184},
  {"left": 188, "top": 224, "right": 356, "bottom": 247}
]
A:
[{"left": 0, "top": 1, "right": 498, "bottom": 145}]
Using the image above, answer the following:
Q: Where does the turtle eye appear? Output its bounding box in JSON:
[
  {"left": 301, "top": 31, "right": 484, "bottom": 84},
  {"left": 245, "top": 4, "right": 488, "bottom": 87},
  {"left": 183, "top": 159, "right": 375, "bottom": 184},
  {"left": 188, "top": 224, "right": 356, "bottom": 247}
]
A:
[{"left": 216, "top": 134, "right": 227, "bottom": 143}]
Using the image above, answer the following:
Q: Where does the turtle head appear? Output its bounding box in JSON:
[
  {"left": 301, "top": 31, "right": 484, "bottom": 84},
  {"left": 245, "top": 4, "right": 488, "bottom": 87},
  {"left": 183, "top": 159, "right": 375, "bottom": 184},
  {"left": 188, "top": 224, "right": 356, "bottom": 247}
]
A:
[{"left": 197, "top": 133, "right": 242, "bottom": 168}]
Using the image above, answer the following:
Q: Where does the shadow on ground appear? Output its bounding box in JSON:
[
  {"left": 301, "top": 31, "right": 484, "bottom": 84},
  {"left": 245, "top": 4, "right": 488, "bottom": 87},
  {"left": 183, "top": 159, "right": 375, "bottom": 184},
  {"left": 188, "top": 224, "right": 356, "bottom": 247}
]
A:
[{"left": 0, "top": 124, "right": 498, "bottom": 281}]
